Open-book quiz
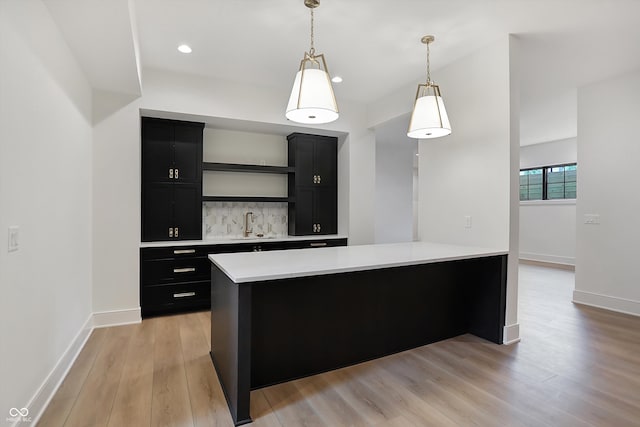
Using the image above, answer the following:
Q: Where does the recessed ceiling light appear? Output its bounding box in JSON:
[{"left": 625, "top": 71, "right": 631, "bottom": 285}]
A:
[
  {"left": 177, "top": 44, "right": 192, "bottom": 54},
  {"left": 331, "top": 76, "right": 343, "bottom": 83}
]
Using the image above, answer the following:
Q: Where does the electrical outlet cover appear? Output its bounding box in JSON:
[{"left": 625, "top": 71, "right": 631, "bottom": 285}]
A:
[{"left": 8, "top": 226, "right": 19, "bottom": 252}]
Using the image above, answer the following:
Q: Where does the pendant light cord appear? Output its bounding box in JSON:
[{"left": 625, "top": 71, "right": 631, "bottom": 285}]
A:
[
  {"left": 426, "top": 41, "right": 431, "bottom": 84},
  {"left": 309, "top": 7, "right": 315, "bottom": 56}
]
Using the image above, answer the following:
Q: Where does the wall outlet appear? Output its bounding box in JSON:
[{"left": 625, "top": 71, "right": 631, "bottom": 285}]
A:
[
  {"left": 584, "top": 214, "right": 600, "bottom": 225},
  {"left": 464, "top": 215, "right": 472, "bottom": 228},
  {"left": 8, "top": 226, "right": 19, "bottom": 252}
]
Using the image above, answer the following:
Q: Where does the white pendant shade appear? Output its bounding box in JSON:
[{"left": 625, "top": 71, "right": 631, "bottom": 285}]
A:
[
  {"left": 407, "top": 94, "right": 451, "bottom": 139},
  {"left": 286, "top": 68, "right": 339, "bottom": 124}
]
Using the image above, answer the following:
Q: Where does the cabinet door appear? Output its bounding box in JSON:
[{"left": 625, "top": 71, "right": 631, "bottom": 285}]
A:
[
  {"left": 142, "top": 183, "right": 174, "bottom": 241},
  {"left": 142, "top": 118, "right": 174, "bottom": 183},
  {"left": 290, "top": 187, "right": 314, "bottom": 235},
  {"left": 173, "top": 123, "right": 203, "bottom": 183},
  {"left": 314, "top": 187, "right": 337, "bottom": 234},
  {"left": 173, "top": 183, "right": 202, "bottom": 240},
  {"left": 292, "top": 136, "right": 315, "bottom": 186},
  {"left": 314, "top": 137, "right": 337, "bottom": 187}
]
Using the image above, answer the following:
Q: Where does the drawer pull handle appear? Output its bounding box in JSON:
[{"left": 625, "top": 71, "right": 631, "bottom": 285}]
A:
[
  {"left": 173, "top": 292, "right": 196, "bottom": 298},
  {"left": 174, "top": 249, "right": 196, "bottom": 255},
  {"left": 310, "top": 242, "right": 327, "bottom": 247},
  {"left": 174, "top": 267, "right": 196, "bottom": 273}
]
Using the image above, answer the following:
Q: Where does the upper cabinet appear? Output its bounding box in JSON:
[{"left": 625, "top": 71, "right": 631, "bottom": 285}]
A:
[
  {"left": 287, "top": 133, "right": 338, "bottom": 235},
  {"left": 142, "top": 118, "right": 202, "bottom": 184},
  {"left": 288, "top": 133, "right": 337, "bottom": 188},
  {"left": 141, "top": 117, "right": 204, "bottom": 242}
]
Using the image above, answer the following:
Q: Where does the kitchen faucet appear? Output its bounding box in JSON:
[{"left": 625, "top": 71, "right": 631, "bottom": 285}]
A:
[{"left": 244, "top": 212, "right": 253, "bottom": 237}]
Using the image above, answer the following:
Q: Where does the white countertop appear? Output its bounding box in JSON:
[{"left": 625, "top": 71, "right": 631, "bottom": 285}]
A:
[
  {"left": 209, "top": 241, "right": 507, "bottom": 283},
  {"left": 140, "top": 234, "right": 348, "bottom": 248}
]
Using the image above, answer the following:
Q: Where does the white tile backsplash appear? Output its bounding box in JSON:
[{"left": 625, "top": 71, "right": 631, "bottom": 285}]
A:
[{"left": 203, "top": 202, "right": 288, "bottom": 238}]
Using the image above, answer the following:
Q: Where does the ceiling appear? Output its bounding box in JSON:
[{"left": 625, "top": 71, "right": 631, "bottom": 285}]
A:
[{"left": 45, "top": 0, "right": 640, "bottom": 145}]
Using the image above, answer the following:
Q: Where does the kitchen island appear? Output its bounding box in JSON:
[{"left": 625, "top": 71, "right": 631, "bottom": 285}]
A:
[{"left": 209, "top": 242, "right": 508, "bottom": 425}]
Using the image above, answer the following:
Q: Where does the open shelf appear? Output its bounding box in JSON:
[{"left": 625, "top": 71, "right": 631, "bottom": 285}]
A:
[
  {"left": 202, "top": 196, "right": 294, "bottom": 203},
  {"left": 203, "top": 162, "right": 294, "bottom": 174}
]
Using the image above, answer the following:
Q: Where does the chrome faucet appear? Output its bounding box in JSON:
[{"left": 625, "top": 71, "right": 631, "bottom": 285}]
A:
[{"left": 244, "top": 212, "right": 253, "bottom": 237}]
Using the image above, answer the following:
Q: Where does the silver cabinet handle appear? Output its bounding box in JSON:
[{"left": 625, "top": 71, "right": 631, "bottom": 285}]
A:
[
  {"left": 317, "top": 223, "right": 321, "bottom": 233},
  {"left": 175, "top": 168, "right": 179, "bottom": 179},
  {"left": 173, "top": 292, "right": 196, "bottom": 298},
  {"left": 174, "top": 267, "right": 196, "bottom": 273},
  {"left": 174, "top": 249, "right": 195, "bottom": 255},
  {"left": 169, "top": 227, "right": 174, "bottom": 238},
  {"left": 174, "top": 227, "right": 179, "bottom": 237},
  {"left": 310, "top": 242, "right": 327, "bottom": 247},
  {"left": 169, "top": 168, "right": 174, "bottom": 179},
  {"left": 318, "top": 175, "right": 321, "bottom": 183}
]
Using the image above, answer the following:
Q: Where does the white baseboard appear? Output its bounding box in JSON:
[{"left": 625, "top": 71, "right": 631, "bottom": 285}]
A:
[
  {"left": 22, "top": 314, "right": 93, "bottom": 427},
  {"left": 502, "top": 323, "right": 521, "bottom": 345},
  {"left": 92, "top": 308, "right": 141, "bottom": 328},
  {"left": 519, "top": 252, "right": 575, "bottom": 266},
  {"left": 573, "top": 290, "right": 640, "bottom": 317}
]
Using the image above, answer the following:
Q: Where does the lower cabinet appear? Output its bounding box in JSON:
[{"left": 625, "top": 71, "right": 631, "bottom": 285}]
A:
[{"left": 140, "top": 238, "right": 347, "bottom": 318}]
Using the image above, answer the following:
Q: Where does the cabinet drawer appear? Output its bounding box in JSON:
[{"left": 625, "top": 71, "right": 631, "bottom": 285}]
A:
[
  {"left": 262, "top": 238, "right": 347, "bottom": 251},
  {"left": 141, "top": 281, "right": 210, "bottom": 315},
  {"left": 298, "top": 238, "right": 347, "bottom": 248},
  {"left": 141, "top": 256, "right": 210, "bottom": 285},
  {"left": 141, "top": 246, "right": 210, "bottom": 260}
]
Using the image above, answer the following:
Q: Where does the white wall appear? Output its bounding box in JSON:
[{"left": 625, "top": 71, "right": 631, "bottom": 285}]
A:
[
  {"left": 520, "top": 137, "right": 576, "bottom": 168},
  {"left": 575, "top": 70, "right": 640, "bottom": 316},
  {"left": 367, "top": 36, "right": 521, "bottom": 343},
  {"left": 92, "top": 94, "right": 141, "bottom": 318},
  {"left": 519, "top": 202, "right": 576, "bottom": 265},
  {"left": 374, "top": 136, "right": 416, "bottom": 243},
  {"left": 519, "top": 138, "right": 577, "bottom": 265},
  {"left": 203, "top": 128, "right": 287, "bottom": 166},
  {"left": 0, "top": 0, "right": 93, "bottom": 418},
  {"left": 418, "top": 40, "right": 512, "bottom": 250}
]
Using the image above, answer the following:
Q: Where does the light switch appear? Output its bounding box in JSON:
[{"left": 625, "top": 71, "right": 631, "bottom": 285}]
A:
[
  {"left": 8, "top": 226, "right": 19, "bottom": 252},
  {"left": 464, "top": 215, "right": 472, "bottom": 228},
  {"left": 584, "top": 214, "right": 600, "bottom": 225}
]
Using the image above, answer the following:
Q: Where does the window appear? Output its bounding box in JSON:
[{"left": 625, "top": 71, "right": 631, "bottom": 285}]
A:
[
  {"left": 519, "top": 168, "right": 543, "bottom": 200},
  {"left": 520, "top": 163, "right": 576, "bottom": 201}
]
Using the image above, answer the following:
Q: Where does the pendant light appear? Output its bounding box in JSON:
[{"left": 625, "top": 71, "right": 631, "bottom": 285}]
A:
[
  {"left": 407, "top": 35, "right": 451, "bottom": 139},
  {"left": 286, "top": 0, "right": 339, "bottom": 124}
]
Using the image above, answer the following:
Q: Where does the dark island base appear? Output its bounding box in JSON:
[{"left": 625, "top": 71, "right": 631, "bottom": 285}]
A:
[{"left": 211, "top": 255, "right": 507, "bottom": 425}]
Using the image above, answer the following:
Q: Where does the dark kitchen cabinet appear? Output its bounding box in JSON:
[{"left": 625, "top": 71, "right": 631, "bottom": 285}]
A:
[
  {"left": 140, "top": 237, "right": 347, "bottom": 318},
  {"left": 141, "top": 117, "right": 204, "bottom": 241},
  {"left": 288, "top": 133, "right": 337, "bottom": 187},
  {"left": 140, "top": 245, "right": 211, "bottom": 318},
  {"left": 287, "top": 133, "right": 338, "bottom": 235}
]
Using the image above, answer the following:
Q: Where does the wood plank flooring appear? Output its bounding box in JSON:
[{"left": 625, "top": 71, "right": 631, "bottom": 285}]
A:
[{"left": 38, "top": 264, "right": 640, "bottom": 426}]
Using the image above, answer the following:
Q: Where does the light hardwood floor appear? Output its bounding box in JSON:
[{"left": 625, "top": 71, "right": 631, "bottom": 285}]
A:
[{"left": 38, "top": 264, "right": 640, "bottom": 426}]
